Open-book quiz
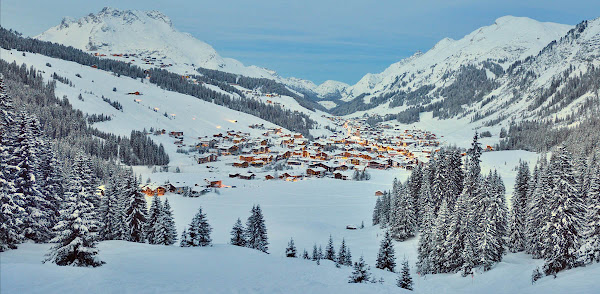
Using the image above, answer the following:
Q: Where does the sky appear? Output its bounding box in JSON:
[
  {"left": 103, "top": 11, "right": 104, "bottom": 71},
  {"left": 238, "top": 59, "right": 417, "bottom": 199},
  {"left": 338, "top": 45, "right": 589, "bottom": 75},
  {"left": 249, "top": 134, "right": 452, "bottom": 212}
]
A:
[{"left": 1, "top": 1, "right": 599, "bottom": 85}]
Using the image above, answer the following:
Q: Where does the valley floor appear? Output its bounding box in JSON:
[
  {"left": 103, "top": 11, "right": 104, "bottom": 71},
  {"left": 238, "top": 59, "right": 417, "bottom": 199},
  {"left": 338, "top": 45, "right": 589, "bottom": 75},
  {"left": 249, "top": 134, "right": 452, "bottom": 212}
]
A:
[{"left": 3, "top": 150, "right": 599, "bottom": 293}]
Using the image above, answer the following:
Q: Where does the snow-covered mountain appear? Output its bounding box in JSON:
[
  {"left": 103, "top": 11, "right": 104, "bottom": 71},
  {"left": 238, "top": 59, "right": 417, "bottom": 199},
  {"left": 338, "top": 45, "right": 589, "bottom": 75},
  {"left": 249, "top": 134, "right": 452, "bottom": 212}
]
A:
[
  {"left": 35, "top": 7, "right": 343, "bottom": 98},
  {"left": 341, "top": 16, "right": 572, "bottom": 102}
]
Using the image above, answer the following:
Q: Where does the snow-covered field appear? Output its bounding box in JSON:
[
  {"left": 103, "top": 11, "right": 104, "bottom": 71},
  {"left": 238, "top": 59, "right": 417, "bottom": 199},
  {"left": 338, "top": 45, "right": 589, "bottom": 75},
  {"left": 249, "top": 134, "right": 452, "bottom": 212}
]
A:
[{"left": 4, "top": 149, "right": 595, "bottom": 294}]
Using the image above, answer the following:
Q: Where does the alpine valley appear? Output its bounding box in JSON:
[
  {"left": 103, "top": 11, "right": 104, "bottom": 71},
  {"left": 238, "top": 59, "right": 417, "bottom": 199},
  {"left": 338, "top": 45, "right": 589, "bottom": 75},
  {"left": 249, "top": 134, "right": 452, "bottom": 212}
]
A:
[{"left": 1, "top": 6, "right": 599, "bottom": 294}]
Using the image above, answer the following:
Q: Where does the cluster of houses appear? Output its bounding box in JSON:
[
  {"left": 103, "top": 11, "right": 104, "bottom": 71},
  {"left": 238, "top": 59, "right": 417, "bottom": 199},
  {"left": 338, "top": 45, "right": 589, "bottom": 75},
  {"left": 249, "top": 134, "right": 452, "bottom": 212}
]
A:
[{"left": 156, "top": 115, "right": 442, "bottom": 183}]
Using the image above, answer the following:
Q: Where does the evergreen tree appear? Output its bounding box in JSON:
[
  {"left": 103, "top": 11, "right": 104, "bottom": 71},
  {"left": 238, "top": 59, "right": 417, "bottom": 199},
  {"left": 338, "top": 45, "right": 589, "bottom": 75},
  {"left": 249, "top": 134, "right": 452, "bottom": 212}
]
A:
[
  {"left": 390, "top": 183, "right": 417, "bottom": 241},
  {"left": 184, "top": 207, "right": 212, "bottom": 247},
  {"left": 416, "top": 201, "right": 435, "bottom": 274},
  {"left": 158, "top": 198, "right": 177, "bottom": 245},
  {"left": 376, "top": 230, "right": 396, "bottom": 272},
  {"left": 509, "top": 161, "right": 530, "bottom": 253},
  {"left": 543, "top": 148, "right": 586, "bottom": 276},
  {"left": 244, "top": 205, "right": 268, "bottom": 253},
  {"left": 325, "top": 235, "right": 336, "bottom": 261},
  {"left": 397, "top": 259, "right": 414, "bottom": 291},
  {"left": 125, "top": 177, "right": 147, "bottom": 243},
  {"left": 44, "top": 186, "right": 104, "bottom": 267},
  {"left": 348, "top": 255, "right": 372, "bottom": 283},
  {"left": 302, "top": 249, "right": 310, "bottom": 259},
  {"left": 345, "top": 247, "right": 353, "bottom": 267},
  {"left": 230, "top": 218, "right": 246, "bottom": 246},
  {"left": 317, "top": 245, "right": 323, "bottom": 265},
  {"left": 180, "top": 229, "right": 189, "bottom": 247},
  {"left": 312, "top": 244, "right": 319, "bottom": 261},
  {"left": 286, "top": 238, "right": 297, "bottom": 258},
  {"left": 337, "top": 238, "right": 349, "bottom": 267},
  {"left": 580, "top": 163, "right": 600, "bottom": 264},
  {"left": 146, "top": 196, "right": 164, "bottom": 244},
  {"left": 98, "top": 177, "right": 124, "bottom": 240}
]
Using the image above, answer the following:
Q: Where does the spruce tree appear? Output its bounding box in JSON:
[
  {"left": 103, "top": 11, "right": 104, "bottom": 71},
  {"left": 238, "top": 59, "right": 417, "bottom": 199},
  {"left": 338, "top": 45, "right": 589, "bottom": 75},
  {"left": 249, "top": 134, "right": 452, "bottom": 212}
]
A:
[
  {"left": 337, "top": 238, "right": 349, "bottom": 267},
  {"left": 244, "top": 205, "right": 268, "bottom": 253},
  {"left": 180, "top": 229, "right": 189, "bottom": 247},
  {"left": 543, "top": 148, "right": 586, "bottom": 276},
  {"left": 325, "top": 234, "right": 336, "bottom": 261},
  {"left": 580, "top": 163, "right": 600, "bottom": 264},
  {"left": 185, "top": 207, "right": 212, "bottom": 247},
  {"left": 312, "top": 244, "right": 319, "bottom": 261},
  {"left": 158, "top": 198, "right": 177, "bottom": 245},
  {"left": 125, "top": 178, "right": 147, "bottom": 243},
  {"left": 348, "top": 255, "right": 372, "bottom": 283},
  {"left": 302, "top": 249, "right": 310, "bottom": 259},
  {"left": 44, "top": 186, "right": 104, "bottom": 267},
  {"left": 416, "top": 201, "right": 435, "bottom": 274},
  {"left": 390, "top": 183, "right": 417, "bottom": 241},
  {"left": 376, "top": 230, "right": 396, "bottom": 272},
  {"left": 98, "top": 177, "right": 125, "bottom": 240},
  {"left": 509, "top": 161, "right": 530, "bottom": 253},
  {"left": 146, "top": 196, "right": 164, "bottom": 244},
  {"left": 397, "top": 259, "right": 414, "bottom": 291},
  {"left": 230, "top": 217, "right": 246, "bottom": 246},
  {"left": 286, "top": 238, "right": 297, "bottom": 258}
]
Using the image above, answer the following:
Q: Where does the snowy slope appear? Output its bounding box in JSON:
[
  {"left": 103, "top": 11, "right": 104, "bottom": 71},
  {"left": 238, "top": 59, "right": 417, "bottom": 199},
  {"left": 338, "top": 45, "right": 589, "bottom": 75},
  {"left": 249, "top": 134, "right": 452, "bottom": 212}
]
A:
[
  {"left": 35, "top": 7, "right": 345, "bottom": 99},
  {"left": 342, "top": 16, "right": 572, "bottom": 101},
  {"left": 3, "top": 151, "right": 600, "bottom": 294}
]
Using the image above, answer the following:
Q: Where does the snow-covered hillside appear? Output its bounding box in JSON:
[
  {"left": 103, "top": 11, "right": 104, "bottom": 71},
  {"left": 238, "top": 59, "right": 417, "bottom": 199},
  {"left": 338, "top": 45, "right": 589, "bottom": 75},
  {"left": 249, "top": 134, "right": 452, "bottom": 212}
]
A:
[
  {"left": 35, "top": 7, "right": 345, "bottom": 99},
  {"left": 341, "top": 16, "right": 572, "bottom": 101}
]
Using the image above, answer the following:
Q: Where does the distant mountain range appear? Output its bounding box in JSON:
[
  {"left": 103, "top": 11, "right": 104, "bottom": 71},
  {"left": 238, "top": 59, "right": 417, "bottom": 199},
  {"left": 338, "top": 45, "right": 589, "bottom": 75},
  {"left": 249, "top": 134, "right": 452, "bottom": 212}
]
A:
[{"left": 33, "top": 7, "right": 600, "bottom": 127}]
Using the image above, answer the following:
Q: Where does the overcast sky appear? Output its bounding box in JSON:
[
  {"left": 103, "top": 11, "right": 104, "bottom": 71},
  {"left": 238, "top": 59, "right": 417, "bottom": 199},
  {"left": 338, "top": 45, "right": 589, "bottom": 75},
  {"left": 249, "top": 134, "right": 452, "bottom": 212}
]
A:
[{"left": 2, "top": 0, "right": 599, "bottom": 84}]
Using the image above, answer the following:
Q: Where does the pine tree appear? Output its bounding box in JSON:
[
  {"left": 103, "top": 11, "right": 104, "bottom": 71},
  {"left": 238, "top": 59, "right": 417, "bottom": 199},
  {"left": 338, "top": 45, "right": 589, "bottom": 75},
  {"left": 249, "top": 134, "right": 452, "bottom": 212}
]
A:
[
  {"left": 230, "top": 218, "right": 246, "bottom": 246},
  {"left": 543, "top": 148, "right": 586, "bottom": 276},
  {"left": 158, "top": 198, "right": 177, "bottom": 245},
  {"left": 312, "top": 244, "right": 319, "bottom": 261},
  {"left": 185, "top": 206, "right": 212, "bottom": 247},
  {"left": 337, "top": 238, "right": 349, "bottom": 267},
  {"left": 479, "top": 172, "right": 508, "bottom": 271},
  {"left": 509, "top": 161, "right": 530, "bottom": 253},
  {"left": 416, "top": 201, "right": 435, "bottom": 274},
  {"left": 286, "top": 238, "right": 297, "bottom": 258},
  {"left": 390, "top": 183, "right": 417, "bottom": 241},
  {"left": 146, "top": 196, "right": 164, "bottom": 244},
  {"left": 580, "top": 163, "right": 600, "bottom": 264},
  {"left": 125, "top": 177, "right": 147, "bottom": 243},
  {"left": 397, "top": 259, "right": 413, "bottom": 291},
  {"left": 302, "top": 249, "right": 310, "bottom": 259},
  {"left": 325, "top": 234, "right": 336, "bottom": 261},
  {"left": 44, "top": 186, "right": 104, "bottom": 267},
  {"left": 98, "top": 177, "right": 125, "bottom": 240},
  {"left": 348, "top": 255, "right": 372, "bottom": 283},
  {"left": 376, "top": 230, "right": 396, "bottom": 272},
  {"left": 244, "top": 205, "right": 268, "bottom": 253},
  {"left": 180, "top": 229, "right": 189, "bottom": 247}
]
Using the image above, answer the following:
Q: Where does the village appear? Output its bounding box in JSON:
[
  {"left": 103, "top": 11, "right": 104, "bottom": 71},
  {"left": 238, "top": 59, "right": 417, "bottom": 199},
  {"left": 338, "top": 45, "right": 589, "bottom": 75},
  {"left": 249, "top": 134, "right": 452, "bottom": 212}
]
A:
[{"left": 139, "top": 116, "right": 447, "bottom": 197}]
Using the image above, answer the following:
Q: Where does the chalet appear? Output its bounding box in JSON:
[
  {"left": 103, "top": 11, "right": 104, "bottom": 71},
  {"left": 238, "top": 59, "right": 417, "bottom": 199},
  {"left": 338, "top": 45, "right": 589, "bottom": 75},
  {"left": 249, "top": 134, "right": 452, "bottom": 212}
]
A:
[
  {"left": 334, "top": 172, "right": 348, "bottom": 180},
  {"left": 250, "top": 161, "right": 265, "bottom": 167},
  {"left": 197, "top": 154, "right": 218, "bottom": 164},
  {"left": 375, "top": 191, "right": 384, "bottom": 196},
  {"left": 170, "top": 131, "right": 184, "bottom": 137},
  {"left": 265, "top": 175, "right": 275, "bottom": 180},
  {"left": 368, "top": 160, "right": 389, "bottom": 169},
  {"left": 287, "top": 160, "right": 302, "bottom": 166},
  {"left": 208, "top": 180, "right": 223, "bottom": 188},
  {"left": 140, "top": 183, "right": 173, "bottom": 196},
  {"left": 239, "top": 173, "right": 256, "bottom": 180},
  {"left": 306, "top": 167, "right": 326, "bottom": 177},
  {"left": 239, "top": 155, "right": 256, "bottom": 162},
  {"left": 233, "top": 161, "right": 249, "bottom": 168}
]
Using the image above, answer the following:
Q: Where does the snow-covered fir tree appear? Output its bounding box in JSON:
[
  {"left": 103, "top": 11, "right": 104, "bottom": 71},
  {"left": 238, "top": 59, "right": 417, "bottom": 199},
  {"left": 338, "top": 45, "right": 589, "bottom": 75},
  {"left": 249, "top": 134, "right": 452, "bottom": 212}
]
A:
[
  {"left": 44, "top": 185, "right": 104, "bottom": 267},
  {"left": 348, "top": 255, "right": 372, "bottom": 283},
  {"left": 337, "top": 238, "right": 350, "bottom": 267},
  {"left": 542, "top": 147, "right": 586, "bottom": 276},
  {"left": 125, "top": 177, "right": 147, "bottom": 243},
  {"left": 397, "top": 259, "right": 413, "bottom": 291},
  {"left": 182, "top": 206, "right": 212, "bottom": 247},
  {"left": 179, "top": 229, "right": 189, "bottom": 247},
  {"left": 509, "top": 161, "right": 530, "bottom": 252},
  {"left": 580, "top": 161, "right": 600, "bottom": 264},
  {"left": 157, "top": 198, "right": 177, "bottom": 245},
  {"left": 390, "top": 183, "right": 417, "bottom": 241},
  {"left": 286, "top": 237, "right": 297, "bottom": 258},
  {"left": 98, "top": 176, "right": 125, "bottom": 241},
  {"left": 302, "top": 249, "right": 310, "bottom": 259},
  {"left": 325, "top": 235, "right": 336, "bottom": 261},
  {"left": 312, "top": 244, "right": 319, "bottom": 261},
  {"left": 146, "top": 195, "right": 164, "bottom": 244},
  {"left": 416, "top": 201, "right": 435, "bottom": 274},
  {"left": 230, "top": 218, "right": 246, "bottom": 246},
  {"left": 244, "top": 205, "right": 268, "bottom": 253},
  {"left": 376, "top": 230, "right": 396, "bottom": 272}
]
